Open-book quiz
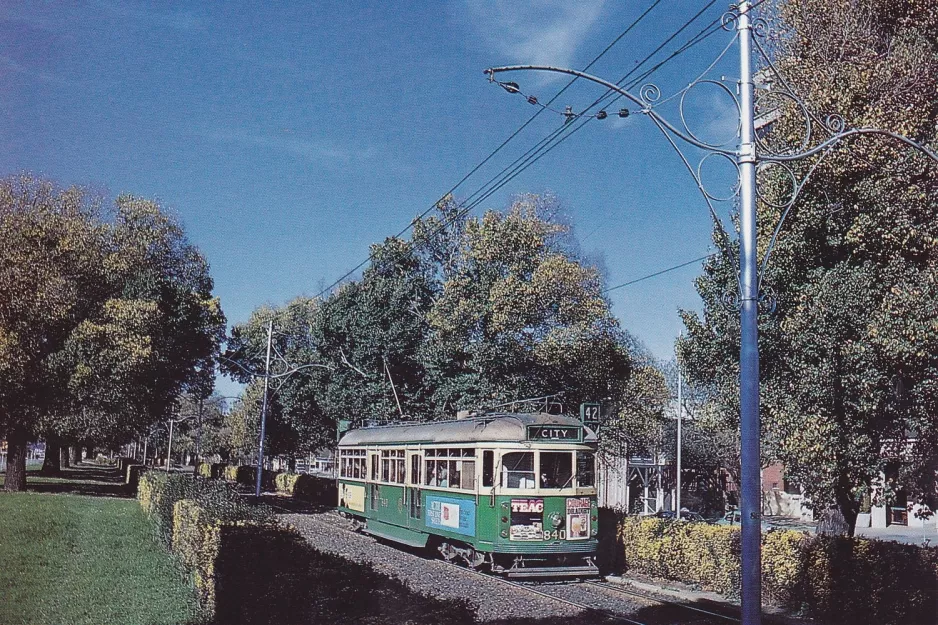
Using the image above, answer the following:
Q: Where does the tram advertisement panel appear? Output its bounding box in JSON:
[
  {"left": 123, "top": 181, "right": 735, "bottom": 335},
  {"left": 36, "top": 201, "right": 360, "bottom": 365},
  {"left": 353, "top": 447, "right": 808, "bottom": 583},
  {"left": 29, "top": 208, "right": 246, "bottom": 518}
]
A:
[
  {"left": 510, "top": 498, "right": 544, "bottom": 541},
  {"left": 339, "top": 483, "right": 366, "bottom": 512},
  {"left": 426, "top": 496, "right": 476, "bottom": 537},
  {"left": 566, "top": 498, "right": 591, "bottom": 540}
]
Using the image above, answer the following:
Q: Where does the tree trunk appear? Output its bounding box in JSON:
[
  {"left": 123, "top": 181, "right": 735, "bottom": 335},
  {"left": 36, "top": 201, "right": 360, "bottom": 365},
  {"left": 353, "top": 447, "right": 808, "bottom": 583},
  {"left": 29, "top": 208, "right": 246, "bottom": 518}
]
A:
[
  {"left": 818, "top": 476, "right": 859, "bottom": 536},
  {"left": 60, "top": 445, "right": 70, "bottom": 469},
  {"left": 3, "top": 427, "right": 28, "bottom": 491},
  {"left": 41, "top": 434, "right": 62, "bottom": 475},
  {"left": 84, "top": 445, "right": 95, "bottom": 462},
  {"left": 68, "top": 446, "right": 80, "bottom": 465}
]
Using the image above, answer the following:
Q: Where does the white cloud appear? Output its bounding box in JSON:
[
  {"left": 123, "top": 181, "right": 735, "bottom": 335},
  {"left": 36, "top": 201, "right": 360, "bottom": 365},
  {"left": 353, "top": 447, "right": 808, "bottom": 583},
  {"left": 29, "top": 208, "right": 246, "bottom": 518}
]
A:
[
  {"left": 205, "top": 128, "right": 381, "bottom": 166},
  {"left": 460, "top": 0, "right": 606, "bottom": 73}
]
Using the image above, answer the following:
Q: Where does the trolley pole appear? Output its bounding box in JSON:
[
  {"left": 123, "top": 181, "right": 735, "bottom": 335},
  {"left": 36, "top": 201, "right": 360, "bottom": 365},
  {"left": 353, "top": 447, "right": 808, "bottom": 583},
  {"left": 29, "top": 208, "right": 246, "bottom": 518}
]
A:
[
  {"left": 255, "top": 319, "right": 274, "bottom": 499},
  {"left": 736, "top": 3, "right": 762, "bottom": 624}
]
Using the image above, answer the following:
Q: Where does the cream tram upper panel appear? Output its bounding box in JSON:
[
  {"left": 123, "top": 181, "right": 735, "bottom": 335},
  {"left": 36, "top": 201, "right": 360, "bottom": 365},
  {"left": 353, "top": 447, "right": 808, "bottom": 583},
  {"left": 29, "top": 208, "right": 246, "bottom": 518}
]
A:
[{"left": 338, "top": 413, "right": 597, "bottom": 447}]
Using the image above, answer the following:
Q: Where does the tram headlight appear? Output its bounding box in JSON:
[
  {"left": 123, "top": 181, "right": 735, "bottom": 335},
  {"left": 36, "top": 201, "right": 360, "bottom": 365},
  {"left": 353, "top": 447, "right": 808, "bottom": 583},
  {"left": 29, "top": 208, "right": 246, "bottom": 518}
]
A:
[{"left": 548, "top": 512, "right": 563, "bottom": 529}]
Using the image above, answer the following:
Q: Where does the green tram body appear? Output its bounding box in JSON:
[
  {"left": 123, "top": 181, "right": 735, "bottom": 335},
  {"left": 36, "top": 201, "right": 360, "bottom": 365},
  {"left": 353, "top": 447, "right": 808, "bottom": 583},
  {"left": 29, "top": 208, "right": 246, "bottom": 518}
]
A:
[{"left": 336, "top": 413, "right": 600, "bottom": 578}]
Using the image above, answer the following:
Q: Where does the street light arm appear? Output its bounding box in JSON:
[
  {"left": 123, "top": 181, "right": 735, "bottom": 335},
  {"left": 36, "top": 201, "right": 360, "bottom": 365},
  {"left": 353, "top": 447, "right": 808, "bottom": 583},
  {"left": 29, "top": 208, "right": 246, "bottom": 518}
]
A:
[
  {"left": 761, "top": 128, "right": 938, "bottom": 164},
  {"left": 484, "top": 65, "right": 739, "bottom": 157}
]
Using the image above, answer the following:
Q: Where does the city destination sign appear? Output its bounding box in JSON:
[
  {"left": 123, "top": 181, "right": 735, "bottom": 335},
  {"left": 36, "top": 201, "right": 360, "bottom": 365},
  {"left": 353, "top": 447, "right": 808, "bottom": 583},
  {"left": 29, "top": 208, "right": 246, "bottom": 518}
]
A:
[{"left": 526, "top": 425, "right": 582, "bottom": 442}]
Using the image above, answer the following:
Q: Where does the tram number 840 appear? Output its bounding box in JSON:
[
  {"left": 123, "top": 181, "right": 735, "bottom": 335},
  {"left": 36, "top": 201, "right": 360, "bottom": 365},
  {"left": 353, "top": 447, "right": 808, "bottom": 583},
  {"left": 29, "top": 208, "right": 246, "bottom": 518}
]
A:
[{"left": 543, "top": 529, "right": 565, "bottom": 540}]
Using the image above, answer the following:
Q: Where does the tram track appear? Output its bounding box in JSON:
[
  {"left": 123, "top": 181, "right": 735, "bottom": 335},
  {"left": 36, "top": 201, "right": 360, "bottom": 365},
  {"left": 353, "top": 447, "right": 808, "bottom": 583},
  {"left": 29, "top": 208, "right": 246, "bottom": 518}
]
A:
[
  {"left": 583, "top": 581, "right": 741, "bottom": 623},
  {"left": 439, "top": 560, "right": 647, "bottom": 624},
  {"left": 272, "top": 505, "right": 744, "bottom": 625}
]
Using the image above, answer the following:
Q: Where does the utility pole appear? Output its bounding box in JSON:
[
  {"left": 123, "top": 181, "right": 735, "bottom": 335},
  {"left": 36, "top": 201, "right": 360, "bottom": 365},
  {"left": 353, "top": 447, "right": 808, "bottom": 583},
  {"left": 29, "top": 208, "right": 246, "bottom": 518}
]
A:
[
  {"left": 255, "top": 319, "right": 273, "bottom": 499},
  {"left": 676, "top": 358, "right": 682, "bottom": 517},
  {"left": 165, "top": 419, "right": 175, "bottom": 472},
  {"left": 735, "top": 4, "right": 762, "bottom": 623}
]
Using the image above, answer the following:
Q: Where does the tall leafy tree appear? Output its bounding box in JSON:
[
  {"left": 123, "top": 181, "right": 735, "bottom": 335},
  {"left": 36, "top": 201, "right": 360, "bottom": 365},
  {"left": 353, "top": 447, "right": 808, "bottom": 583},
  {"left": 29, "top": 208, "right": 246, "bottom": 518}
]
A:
[
  {"left": 224, "top": 194, "right": 636, "bottom": 449},
  {"left": 0, "top": 177, "right": 225, "bottom": 490},
  {"left": 680, "top": 0, "right": 938, "bottom": 531},
  {"left": 421, "top": 194, "right": 630, "bottom": 415}
]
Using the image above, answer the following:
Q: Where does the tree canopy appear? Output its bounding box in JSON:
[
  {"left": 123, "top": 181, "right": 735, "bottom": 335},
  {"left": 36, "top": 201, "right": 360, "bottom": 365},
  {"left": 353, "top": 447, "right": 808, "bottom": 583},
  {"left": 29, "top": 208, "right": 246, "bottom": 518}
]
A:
[
  {"left": 222, "top": 194, "right": 637, "bottom": 455},
  {"left": 0, "top": 175, "right": 225, "bottom": 490},
  {"left": 679, "top": 0, "right": 938, "bottom": 531}
]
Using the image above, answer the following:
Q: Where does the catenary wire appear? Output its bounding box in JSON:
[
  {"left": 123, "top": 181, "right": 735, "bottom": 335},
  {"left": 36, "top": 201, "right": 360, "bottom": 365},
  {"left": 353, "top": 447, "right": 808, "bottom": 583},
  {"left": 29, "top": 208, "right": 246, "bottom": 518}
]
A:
[
  {"left": 393, "top": 0, "right": 731, "bottom": 266},
  {"left": 451, "top": 2, "right": 725, "bottom": 218},
  {"left": 603, "top": 254, "right": 715, "bottom": 293},
  {"left": 312, "top": 0, "right": 667, "bottom": 299}
]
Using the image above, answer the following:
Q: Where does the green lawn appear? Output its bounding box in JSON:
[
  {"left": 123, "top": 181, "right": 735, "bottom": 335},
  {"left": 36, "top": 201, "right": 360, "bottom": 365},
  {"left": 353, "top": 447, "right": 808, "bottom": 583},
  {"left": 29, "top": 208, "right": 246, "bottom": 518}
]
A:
[{"left": 0, "top": 491, "right": 200, "bottom": 625}]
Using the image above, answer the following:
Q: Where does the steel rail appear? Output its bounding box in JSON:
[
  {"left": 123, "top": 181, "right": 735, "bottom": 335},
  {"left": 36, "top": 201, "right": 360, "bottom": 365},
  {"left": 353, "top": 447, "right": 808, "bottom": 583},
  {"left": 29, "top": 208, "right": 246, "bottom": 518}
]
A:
[
  {"left": 437, "top": 560, "right": 648, "bottom": 625},
  {"left": 584, "top": 580, "right": 741, "bottom": 623}
]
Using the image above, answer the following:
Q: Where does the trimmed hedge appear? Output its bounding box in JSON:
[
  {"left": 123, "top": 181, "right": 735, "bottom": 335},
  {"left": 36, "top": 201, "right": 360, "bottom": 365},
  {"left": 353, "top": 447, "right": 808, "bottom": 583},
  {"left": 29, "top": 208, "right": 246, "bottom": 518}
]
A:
[
  {"left": 125, "top": 463, "right": 147, "bottom": 490},
  {"left": 274, "top": 472, "right": 337, "bottom": 504},
  {"left": 138, "top": 471, "right": 270, "bottom": 543},
  {"left": 618, "top": 516, "right": 938, "bottom": 624},
  {"left": 223, "top": 464, "right": 257, "bottom": 486},
  {"left": 169, "top": 499, "right": 473, "bottom": 623}
]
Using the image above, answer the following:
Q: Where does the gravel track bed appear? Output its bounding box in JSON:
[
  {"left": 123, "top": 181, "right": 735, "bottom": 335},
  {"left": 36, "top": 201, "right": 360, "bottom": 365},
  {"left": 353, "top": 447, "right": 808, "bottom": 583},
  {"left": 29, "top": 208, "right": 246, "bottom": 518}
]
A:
[
  {"left": 281, "top": 511, "right": 583, "bottom": 622},
  {"left": 543, "top": 583, "right": 729, "bottom": 625}
]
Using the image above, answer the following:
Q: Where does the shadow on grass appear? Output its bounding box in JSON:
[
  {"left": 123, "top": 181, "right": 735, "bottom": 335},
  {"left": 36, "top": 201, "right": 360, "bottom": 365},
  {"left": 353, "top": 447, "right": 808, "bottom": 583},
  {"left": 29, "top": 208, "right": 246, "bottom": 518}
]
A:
[{"left": 20, "top": 463, "right": 132, "bottom": 498}]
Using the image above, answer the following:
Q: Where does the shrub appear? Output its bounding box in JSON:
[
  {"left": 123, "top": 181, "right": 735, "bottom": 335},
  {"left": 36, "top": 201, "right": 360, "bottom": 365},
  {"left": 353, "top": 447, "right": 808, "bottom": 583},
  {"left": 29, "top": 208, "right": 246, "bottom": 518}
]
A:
[
  {"left": 274, "top": 472, "right": 338, "bottom": 504},
  {"left": 197, "top": 463, "right": 212, "bottom": 478},
  {"left": 620, "top": 517, "right": 740, "bottom": 595},
  {"left": 618, "top": 517, "right": 938, "bottom": 624},
  {"left": 223, "top": 464, "right": 256, "bottom": 486},
  {"left": 211, "top": 463, "right": 227, "bottom": 479}
]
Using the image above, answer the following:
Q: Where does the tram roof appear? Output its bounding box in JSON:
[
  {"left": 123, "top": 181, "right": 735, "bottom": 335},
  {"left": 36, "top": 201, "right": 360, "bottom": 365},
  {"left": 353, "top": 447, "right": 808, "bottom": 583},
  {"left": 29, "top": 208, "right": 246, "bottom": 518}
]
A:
[{"left": 337, "top": 412, "right": 597, "bottom": 447}]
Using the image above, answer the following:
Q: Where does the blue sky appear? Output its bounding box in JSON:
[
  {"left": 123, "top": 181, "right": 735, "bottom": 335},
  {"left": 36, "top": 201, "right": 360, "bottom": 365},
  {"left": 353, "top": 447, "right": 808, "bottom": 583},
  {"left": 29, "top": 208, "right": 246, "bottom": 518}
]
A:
[{"left": 0, "top": 1, "right": 744, "bottom": 398}]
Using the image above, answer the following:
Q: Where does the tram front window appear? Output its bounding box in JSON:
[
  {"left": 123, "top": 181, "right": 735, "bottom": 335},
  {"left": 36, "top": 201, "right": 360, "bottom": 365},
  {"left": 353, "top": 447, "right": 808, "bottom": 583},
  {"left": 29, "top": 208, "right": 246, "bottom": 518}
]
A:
[
  {"left": 576, "top": 451, "right": 595, "bottom": 487},
  {"left": 501, "top": 452, "right": 535, "bottom": 488},
  {"left": 540, "top": 452, "right": 573, "bottom": 489}
]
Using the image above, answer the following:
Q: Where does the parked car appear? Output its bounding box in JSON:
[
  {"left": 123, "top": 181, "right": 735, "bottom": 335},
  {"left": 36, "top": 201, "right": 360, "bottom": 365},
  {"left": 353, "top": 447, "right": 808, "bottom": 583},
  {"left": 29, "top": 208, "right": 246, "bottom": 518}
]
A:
[
  {"left": 716, "top": 510, "right": 742, "bottom": 525},
  {"left": 655, "top": 509, "right": 708, "bottom": 522}
]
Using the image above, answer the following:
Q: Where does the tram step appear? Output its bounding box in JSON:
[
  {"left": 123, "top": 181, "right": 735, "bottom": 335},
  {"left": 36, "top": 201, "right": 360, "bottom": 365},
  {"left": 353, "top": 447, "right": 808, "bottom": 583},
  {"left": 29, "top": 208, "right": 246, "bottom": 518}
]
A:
[{"left": 505, "top": 564, "right": 600, "bottom": 579}]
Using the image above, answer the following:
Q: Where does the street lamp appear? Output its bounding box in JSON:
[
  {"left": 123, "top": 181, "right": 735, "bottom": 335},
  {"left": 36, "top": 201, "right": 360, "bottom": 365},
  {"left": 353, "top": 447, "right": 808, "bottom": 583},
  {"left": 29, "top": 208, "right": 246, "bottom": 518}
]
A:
[
  {"left": 220, "top": 320, "right": 332, "bottom": 499},
  {"left": 484, "top": 2, "right": 937, "bottom": 622}
]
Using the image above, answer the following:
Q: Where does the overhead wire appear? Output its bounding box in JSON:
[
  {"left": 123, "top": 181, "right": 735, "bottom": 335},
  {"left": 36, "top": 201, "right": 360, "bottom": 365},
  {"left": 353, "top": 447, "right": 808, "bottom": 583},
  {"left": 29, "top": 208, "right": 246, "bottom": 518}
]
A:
[
  {"left": 313, "top": 0, "right": 769, "bottom": 303},
  {"left": 603, "top": 254, "right": 715, "bottom": 293},
  {"left": 471, "top": 0, "right": 773, "bottom": 212},
  {"left": 372, "top": 0, "right": 731, "bottom": 283},
  {"left": 312, "top": 0, "right": 666, "bottom": 299}
]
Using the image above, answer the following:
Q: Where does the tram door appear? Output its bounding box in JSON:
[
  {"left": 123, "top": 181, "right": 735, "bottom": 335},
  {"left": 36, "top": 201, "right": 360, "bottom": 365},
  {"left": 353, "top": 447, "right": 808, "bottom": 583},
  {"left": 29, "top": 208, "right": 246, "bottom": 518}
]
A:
[
  {"left": 482, "top": 450, "right": 496, "bottom": 511},
  {"left": 407, "top": 452, "right": 422, "bottom": 528},
  {"left": 368, "top": 452, "right": 379, "bottom": 512}
]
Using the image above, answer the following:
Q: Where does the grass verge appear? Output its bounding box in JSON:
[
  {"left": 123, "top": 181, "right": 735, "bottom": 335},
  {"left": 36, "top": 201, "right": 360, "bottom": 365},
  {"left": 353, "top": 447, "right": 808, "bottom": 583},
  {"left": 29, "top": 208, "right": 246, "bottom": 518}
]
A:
[{"left": 0, "top": 491, "right": 199, "bottom": 625}]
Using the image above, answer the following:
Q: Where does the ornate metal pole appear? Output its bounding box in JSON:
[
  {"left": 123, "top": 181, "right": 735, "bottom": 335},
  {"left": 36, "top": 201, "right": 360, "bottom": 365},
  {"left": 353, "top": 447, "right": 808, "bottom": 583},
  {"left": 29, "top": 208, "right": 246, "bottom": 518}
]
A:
[
  {"left": 255, "top": 319, "right": 273, "bottom": 499},
  {"left": 483, "top": 6, "right": 937, "bottom": 621},
  {"left": 736, "top": 3, "right": 761, "bottom": 623}
]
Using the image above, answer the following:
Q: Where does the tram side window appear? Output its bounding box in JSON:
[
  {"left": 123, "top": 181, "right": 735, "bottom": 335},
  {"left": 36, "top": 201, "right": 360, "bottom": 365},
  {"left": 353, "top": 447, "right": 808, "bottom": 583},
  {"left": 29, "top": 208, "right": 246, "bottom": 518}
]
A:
[
  {"left": 461, "top": 460, "right": 475, "bottom": 490},
  {"left": 540, "top": 452, "right": 573, "bottom": 489},
  {"left": 381, "top": 450, "right": 406, "bottom": 484},
  {"left": 424, "top": 453, "right": 473, "bottom": 489},
  {"left": 501, "top": 452, "right": 535, "bottom": 488},
  {"left": 576, "top": 451, "right": 595, "bottom": 487},
  {"left": 340, "top": 449, "right": 367, "bottom": 479}
]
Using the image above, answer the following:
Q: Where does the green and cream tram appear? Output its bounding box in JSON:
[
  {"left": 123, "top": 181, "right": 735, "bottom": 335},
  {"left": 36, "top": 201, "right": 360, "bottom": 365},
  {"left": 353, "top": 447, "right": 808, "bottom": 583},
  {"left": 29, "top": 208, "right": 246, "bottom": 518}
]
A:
[{"left": 336, "top": 412, "right": 599, "bottom": 578}]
